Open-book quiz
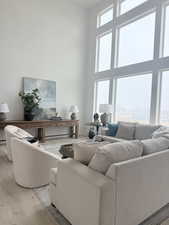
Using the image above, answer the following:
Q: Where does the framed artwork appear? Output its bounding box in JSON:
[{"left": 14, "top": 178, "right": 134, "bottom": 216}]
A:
[{"left": 23, "top": 77, "right": 56, "bottom": 119}]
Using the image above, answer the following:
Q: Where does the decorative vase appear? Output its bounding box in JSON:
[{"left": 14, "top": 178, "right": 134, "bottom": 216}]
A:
[
  {"left": 24, "top": 110, "right": 35, "bottom": 121},
  {"left": 88, "top": 128, "right": 95, "bottom": 139}
]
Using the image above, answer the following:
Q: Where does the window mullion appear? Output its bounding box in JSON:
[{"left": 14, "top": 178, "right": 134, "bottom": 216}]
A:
[
  {"left": 153, "top": 2, "right": 163, "bottom": 60},
  {"left": 150, "top": 71, "right": 161, "bottom": 124},
  {"left": 150, "top": 3, "right": 162, "bottom": 124}
]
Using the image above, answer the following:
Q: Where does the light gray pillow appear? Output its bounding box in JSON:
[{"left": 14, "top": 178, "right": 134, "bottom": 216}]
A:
[
  {"left": 89, "top": 141, "right": 143, "bottom": 174},
  {"left": 142, "top": 137, "right": 169, "bottom": 155},
  {"left": 135, "top": 124, "right": 161, "bottom": 140},
  {"left": 152, "top": 126, "right": 169, "bottom": 139},
  {"left": 115, "top": 122, "right": 136, "bottom": 140},
  {"left": 73, "top": 142, "right": 109, "bottom": 165}
]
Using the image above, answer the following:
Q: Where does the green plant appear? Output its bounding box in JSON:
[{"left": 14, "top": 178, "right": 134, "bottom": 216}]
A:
[{"left": 19, "top": 89, "right": 41, "bottom": 112}]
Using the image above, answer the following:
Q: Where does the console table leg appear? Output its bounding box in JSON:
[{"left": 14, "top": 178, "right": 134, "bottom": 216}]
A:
[
  {"left": 37, "top": 128, "right": 45, "bottom": 143},
  {"left": 69, "top": 126, "right": 74, "bottom": 138},
  {"left": 75, "top": 124, "right": 79, "bottom": 139}
]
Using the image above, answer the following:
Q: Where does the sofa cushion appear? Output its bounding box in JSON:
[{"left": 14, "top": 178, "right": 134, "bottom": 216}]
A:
[
  {"left": 152, "top": 126, "right": 169, "bottom": 139},
  {"left": 142, "top": 137, "right": 169, "bottom": 155},
  {"left": 115, "top": 122, "right": 136, "bottom": 140},
  {"left": 135, "top": 124, "right": 161, "bottom": 140},
  {"left": 107, "top": 123, "right": 119, "bottom": 137},
  {"left": 88, "top": 140, "right": 143, "bottom": 174},
  {"left": 73, "top": 142, "right": 109, "bottom": 165}
]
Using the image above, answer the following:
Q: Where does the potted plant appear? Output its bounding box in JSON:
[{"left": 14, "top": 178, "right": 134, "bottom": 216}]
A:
[{"left": 19, "top": 89, "right": 41, "bottom": 121}]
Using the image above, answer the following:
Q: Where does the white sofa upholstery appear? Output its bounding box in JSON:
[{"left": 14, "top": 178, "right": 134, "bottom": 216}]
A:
[
  {"left": 98, "top": 123, "right": 161, "bottom": 143},
  {"left": 50, "top": 149, "right": 169, "bottom": 225},
  {"left": 4, "top": 125, "right": 33, "bottom": 161},
  {"left": 11, "top": 138, "right": 59, "bottom": 188}
]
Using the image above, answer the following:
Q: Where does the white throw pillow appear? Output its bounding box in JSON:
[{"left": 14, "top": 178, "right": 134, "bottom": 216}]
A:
[
  {"left": 115, "top": 122, "right": 136, "bottom": 140},
  {"left": 89, "top": 141, "right": 143, "bottom": 174},
  {"left": 135, "top": 124, "right": 161, "bottom": 140},
  {"left": 73, "top": 142, "right": 109, "bottom": 164},
  {"left": 152, "top": 126, "right": 169, "bottom": 139},
  {"left": 142, "top": 137, "right": 169, "bottom": 155}
]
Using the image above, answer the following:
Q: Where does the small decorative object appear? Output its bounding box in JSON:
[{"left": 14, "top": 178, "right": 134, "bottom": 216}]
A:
[
  {"left": 88, "top": 128, "right": 95, "bottom": 139},
  {"left": 0, "top": 103, "right": 10, "bottom": 121},
  {"left": 19, "top": 89, "right": 41, "bottom": 121},
  {"left": 99, "top": 104, "right": 113, "bottom": 127},
  {"left": 69, "top": 105, "right": 79, "bottom": 120},
  {"left": 94, "top": 113, "right": 99, "bottom": 122}
]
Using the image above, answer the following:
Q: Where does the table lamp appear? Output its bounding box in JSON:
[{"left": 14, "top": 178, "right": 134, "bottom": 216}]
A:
[
  {"left": 99, "top": 104, "right": 113, "bottom": 126},
  {"left": 0, "top": 103, "right": 10, "bottom": 121},
  {"left": 69, "top": 105, "right": 79, "bottom": 120}
]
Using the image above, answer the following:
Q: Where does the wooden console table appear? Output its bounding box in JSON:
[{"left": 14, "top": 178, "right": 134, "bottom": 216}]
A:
[{"left": 0, "top": 120, "right": 79, "bottom": 142}]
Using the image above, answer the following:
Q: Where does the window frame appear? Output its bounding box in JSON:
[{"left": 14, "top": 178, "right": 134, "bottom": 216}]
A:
[
  {"left": 97, "top": 5, "right": 114, "bottom": 28},
  {"left": 95, "top": 31, "right": 113, "bottom": 72},
  {"left": 91, "top": 0, "right": 169, "bottom": 125}
]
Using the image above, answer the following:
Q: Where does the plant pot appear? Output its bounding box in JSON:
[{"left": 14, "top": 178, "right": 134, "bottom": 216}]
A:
[{"left": 24, "top": 111, "right": 35, "bottom": 121}]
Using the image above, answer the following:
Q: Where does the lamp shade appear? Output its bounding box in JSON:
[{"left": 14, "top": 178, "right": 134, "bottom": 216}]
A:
[
  {"left": 0, "top": 103, "right": 9, "bottom": 113},
  {"left": 99, "top": 104, "right": 113, "bottom": 113},
  {"left": 69, "top": 105, "right": 79, "bottom": 113}
]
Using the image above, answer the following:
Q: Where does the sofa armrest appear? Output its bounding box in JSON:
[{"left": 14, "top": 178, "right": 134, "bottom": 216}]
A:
[
  {"left": 55, "top": 158, "right": 116, "bottom": 225},
  {"left": 107, "top": 150, "right": 169, "bottom": 225}
]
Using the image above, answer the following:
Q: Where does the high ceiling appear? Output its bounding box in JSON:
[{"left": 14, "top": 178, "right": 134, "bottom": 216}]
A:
[{"left": 72, "top": 0, "right": 101, "bottom": 8}]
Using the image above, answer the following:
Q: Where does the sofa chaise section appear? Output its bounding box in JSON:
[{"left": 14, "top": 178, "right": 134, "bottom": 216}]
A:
[{"left": 50, "top": 149, "right": 169, "bottom": 225}]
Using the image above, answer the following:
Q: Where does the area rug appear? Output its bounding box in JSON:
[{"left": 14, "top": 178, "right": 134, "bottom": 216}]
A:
[
  {"left": 34, "top": 185, "right": 169, "bottom": 225},
  {"left": 34, "top": 186, "right": 71, "bottom": 225}
]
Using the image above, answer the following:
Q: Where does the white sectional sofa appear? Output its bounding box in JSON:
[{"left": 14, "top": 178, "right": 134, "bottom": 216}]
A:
[{"left": 49, "top": 122, "right": 169, "bottom": 225}]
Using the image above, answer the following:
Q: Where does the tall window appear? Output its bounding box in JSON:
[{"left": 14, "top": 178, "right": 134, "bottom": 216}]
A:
[
  {"left": 96, "top": 80, "right": 110, "bottom": 112},
  {"left": 98, "top": 7, "right": 113, "bottom": 27},
  {"left": 117, "top": 12, "right": 156, "bottom": 67},
  {"left": 160, "top": 71, "right": 169, "bottom": 125},
  {"left": 116, "top": 74, "right": 152, "bottom": 123},
  {"left": 96, "top": 32, "right": 112, "bottom": 72},
  {"left": 92, "top": 1, "right": 169, "bottom": 124},
  {"left": 119, "top": 0, "right": 147, "bottom": 15},
  {"left": 163, "top": 4, "right": 169, "bottom": 57}
]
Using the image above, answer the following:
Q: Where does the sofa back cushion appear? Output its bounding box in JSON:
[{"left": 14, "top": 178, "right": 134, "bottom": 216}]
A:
[
  {"left": 107, "top": 123, "right": 119, "bottom": 137},
  {"left": 142, "top": 137, "right": 169, "bottom": 155},
  {"left": 88, "top": 140, "right": 143, "bottom": 174},
  {"left": 73, "top": 142, "right": 109, "bottom": 165},
  {"left": 135, "top": 124, "right": 161, "bottom": 140},
  {"left": 115, "top": 122, "right": 136, "bottom": 140}
]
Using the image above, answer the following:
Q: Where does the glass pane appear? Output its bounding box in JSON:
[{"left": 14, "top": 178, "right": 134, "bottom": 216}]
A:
[
  {"left": 120, "top": 0, "right": 147, "bottom": 15},
  {"left": 96, "top": 80, "right": 110, "bottom": 112},
  {"left": 99, "top": 8, "right": 113, "bottom": 27},
  {"left": 163, "top": 5, "right": 169, "bottom": 57},
  {"left": 116, "top": 74, "right": 152, "bottom": 123},
  {"left": 160, "top": 71, "right": 169, "bottom": 125},
  {"left": 97, "top": 32, "right": 112, "bottom": 72},
  {"left": 117, "top": 13, "right": 156, "bottom": 67}
]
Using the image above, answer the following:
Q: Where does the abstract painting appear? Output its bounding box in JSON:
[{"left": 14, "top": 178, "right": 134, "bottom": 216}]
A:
[{"left": 23, "top": 77, "right": 56, "bottom": 119}]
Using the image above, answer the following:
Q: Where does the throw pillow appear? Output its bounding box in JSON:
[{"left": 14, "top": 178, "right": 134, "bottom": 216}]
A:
[
  {"left": 152, "top": 126, "right": 169, "bottom": 139},
  {"left": 142, "top": 137, "right": 169, "bottom": 155},
  {"left": 107, "top": 123, "right": 119, "bottom": 137},
  {"left": 88, "top": 140, "right": 143, "bottom": 174},
  {"left": 115, "top": 121, "right": 136, "bottom": 140},
  {"left": 73, "top": 142, "right": 109, "bottom": 165},
  {"left": 135, "top": 124, "right": 161, "bottom": 140}
]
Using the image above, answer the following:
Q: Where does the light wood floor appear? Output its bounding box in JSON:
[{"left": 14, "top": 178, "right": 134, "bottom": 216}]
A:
[{"left": 0, "top": 144, "right": 58, "bottom": 225}]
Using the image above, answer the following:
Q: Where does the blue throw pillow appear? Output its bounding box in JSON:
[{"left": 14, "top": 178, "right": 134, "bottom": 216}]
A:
[{"left": 107, "top": 123, "right": 119, "bottom": 137}]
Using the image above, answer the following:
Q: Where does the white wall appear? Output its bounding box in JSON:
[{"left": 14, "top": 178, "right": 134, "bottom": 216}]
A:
[{"left": 0, "top": 0, "right": 87, "bottom": 134}]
